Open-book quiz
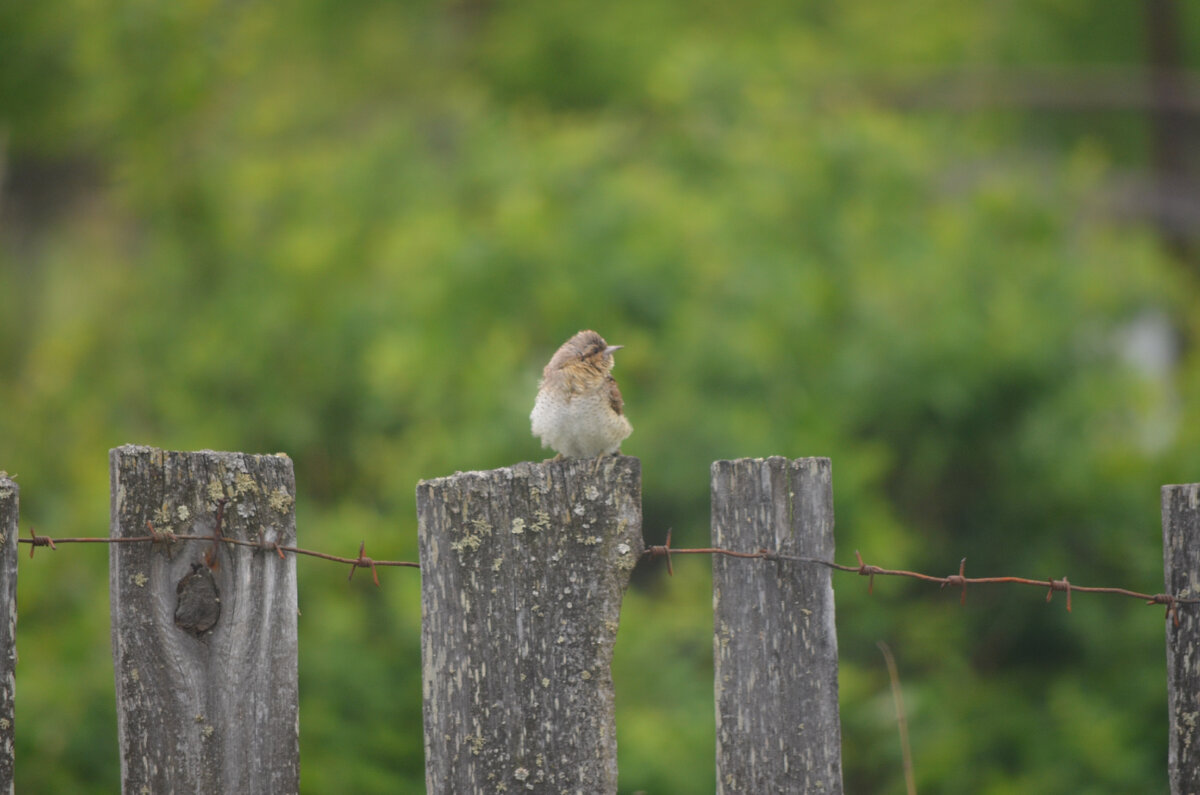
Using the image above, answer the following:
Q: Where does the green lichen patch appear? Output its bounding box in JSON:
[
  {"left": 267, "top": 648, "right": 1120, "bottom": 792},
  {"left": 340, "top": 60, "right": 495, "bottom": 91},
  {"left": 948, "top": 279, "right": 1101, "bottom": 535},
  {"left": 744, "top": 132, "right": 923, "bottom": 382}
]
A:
[
  {"left": 234, "top": 472, "right": 259, "bottom": 496},
  {"left": 268, "top": 487, "right": 294, "bottom": 514}
]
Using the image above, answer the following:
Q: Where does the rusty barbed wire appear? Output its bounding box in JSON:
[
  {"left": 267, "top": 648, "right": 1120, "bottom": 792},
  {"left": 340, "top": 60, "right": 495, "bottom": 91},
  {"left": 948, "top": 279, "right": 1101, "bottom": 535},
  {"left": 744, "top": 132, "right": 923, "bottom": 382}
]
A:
[
  {"left": 20, "top": 522, "right": 418, "bottom": 586},
  {"left": 642, "top": 528, "right": 1195, "bottom": 626},
  {"left": 14, "top": 521, "right": 1193, "bottom": 623}
]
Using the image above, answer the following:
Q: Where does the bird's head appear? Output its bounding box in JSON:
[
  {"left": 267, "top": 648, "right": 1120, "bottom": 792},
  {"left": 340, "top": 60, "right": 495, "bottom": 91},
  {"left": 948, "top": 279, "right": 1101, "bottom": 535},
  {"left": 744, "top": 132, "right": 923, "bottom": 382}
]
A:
[{"left": 550, "top": 330, "right": 621, "bottom": 375}]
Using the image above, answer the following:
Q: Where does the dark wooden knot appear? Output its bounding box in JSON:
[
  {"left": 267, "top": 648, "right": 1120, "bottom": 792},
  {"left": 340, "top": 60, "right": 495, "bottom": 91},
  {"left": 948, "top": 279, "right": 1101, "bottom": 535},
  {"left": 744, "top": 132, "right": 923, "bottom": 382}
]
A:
[{"left": 175, "top": 563, "right": 221, "bottom": 637}]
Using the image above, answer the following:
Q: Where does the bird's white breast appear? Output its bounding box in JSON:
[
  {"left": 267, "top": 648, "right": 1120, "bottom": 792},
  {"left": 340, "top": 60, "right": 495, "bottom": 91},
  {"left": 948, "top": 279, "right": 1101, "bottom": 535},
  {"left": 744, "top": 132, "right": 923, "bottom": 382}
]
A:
[{"left": 530, "top": 388, "right": 631, "bottom": 458}]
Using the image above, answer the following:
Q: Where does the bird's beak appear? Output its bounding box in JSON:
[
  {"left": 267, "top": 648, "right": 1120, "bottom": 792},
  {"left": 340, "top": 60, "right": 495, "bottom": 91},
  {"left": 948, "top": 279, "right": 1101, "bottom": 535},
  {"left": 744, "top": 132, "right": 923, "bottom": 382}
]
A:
[{"left": 604, "top": 345, "right": 623, "bottom": 355}]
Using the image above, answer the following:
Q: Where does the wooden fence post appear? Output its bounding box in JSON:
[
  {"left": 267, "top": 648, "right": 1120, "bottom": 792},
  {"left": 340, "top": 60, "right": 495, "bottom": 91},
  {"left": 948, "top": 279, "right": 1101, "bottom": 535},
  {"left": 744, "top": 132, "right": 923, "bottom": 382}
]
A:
[
  {"left": 416, "top": 456, "right": 643, "bottom": 794},
  {"left": 1164, "top": 482, "right": 1200, "bottom": 795},
  {"left": 109, "top": 445, "right": 299, "bottom": 794},
  {"left": 0, "top": 475, "right": 17, "bottom": 795},
  {"left": 711, "top": 456, "right": 843, "bottom": 794}
]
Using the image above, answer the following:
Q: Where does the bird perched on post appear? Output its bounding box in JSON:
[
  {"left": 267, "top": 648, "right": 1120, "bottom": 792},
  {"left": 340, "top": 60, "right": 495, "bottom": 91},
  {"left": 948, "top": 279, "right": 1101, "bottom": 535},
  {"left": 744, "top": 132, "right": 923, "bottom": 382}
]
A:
[{"left": 531, "top": 330, "right": 633, "bottom": 459}]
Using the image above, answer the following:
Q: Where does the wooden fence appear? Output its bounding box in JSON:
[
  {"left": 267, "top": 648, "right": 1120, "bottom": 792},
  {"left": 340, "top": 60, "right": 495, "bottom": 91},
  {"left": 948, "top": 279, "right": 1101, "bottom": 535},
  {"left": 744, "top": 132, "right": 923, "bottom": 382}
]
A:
[{"left": 0, "top": 445, "right": 1196, "bottom": 793}]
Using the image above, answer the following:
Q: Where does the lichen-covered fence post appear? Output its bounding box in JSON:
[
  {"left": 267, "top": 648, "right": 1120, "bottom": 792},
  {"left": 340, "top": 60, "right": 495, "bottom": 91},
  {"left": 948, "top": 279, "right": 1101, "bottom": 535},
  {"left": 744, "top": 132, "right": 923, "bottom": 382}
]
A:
[
  {"left": 711, "top": 456, "right": 844, "bottom": 794},
  {"left": 416, "top": 456, "right": 643, "bottom": 794},
  {"left": 109, "top": 446, "right": 299, "bottom": 795},
  {"left": 0, "top": 475, "right": 17, "bottom": 795},
  {"left": 1163, "top": 482, "right": 1200, "bottom": 795}
]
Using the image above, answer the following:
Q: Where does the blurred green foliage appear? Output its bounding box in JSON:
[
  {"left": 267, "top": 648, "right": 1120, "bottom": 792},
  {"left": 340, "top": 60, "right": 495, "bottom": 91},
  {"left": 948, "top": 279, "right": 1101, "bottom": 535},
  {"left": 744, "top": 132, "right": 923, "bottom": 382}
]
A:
[{"left": 3, "top": 0, "right": 1200, "bottom": 792}]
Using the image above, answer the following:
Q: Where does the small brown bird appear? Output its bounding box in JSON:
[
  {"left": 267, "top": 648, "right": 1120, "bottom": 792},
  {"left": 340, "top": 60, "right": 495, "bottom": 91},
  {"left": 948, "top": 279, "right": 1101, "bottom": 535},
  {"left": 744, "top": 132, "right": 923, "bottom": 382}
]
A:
[{"left": 531, "top": 330, "right": 633, "bottom": 459}]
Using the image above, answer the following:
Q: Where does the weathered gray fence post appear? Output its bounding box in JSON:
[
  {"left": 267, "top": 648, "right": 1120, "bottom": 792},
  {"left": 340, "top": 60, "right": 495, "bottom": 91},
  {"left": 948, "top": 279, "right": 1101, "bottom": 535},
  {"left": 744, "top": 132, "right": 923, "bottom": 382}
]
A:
[
  {"left": 0, "top": 475, "right": 17, "bottom": 795},
  {"left": 109, "top": 445, "right": 298, "bottom": 795},
  {"left": 1164, "top": 482, "right": 1200, "bottom": 795},
  {"left": 711, "top": 456, "right": 843, "bottom": 794},
  {"left": 416, "top": 456, "right": 643, "bottom": 794}
]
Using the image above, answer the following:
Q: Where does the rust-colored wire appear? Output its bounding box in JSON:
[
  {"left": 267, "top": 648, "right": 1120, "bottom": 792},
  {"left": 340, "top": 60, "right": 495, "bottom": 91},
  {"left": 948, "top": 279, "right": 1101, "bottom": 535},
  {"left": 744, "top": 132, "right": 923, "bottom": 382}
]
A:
[
  {"left": 17, "top": 523, "right": 1193, "bottom": 622},
  {"left": 20, "top": 524, "right": 416, "bottom": 587},
  {"left": 642, "top": 533, "right": 1193, "bottom": 625}
]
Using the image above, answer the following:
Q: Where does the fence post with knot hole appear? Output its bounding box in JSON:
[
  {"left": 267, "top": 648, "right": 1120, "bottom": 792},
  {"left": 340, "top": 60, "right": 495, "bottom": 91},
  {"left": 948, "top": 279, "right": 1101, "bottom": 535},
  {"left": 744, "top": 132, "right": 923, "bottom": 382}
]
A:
[
  {"left": 109, "top": 445, "right": 299, "bottom": 795},
  {"left": 416, "top": 456, "right": 643, "bottom": 794},
  {"left": 1164, "top": 482, "right": 1200, "bottom": 795},
  {"left": 0, "top": 474, "right": 16, "bottom": 795},
  {"left": 711, "top": 456, "right": 844, "bottom": 794}
]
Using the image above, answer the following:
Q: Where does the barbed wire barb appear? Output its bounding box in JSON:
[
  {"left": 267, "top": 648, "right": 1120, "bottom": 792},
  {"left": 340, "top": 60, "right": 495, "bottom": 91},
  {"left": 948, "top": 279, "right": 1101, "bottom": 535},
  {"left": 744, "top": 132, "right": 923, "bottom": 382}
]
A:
[
  {"left": 347, "top": 541, "right": 380, "bottom": 587},
  {"left": 645, "top": 528, "right": 675, "bottom": 575},
  {"left": 27, "top": 526, "right": 55, "bottom": 557},
  {"left": 146, "top": 520, "right": 177, "bottom": 546}
]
